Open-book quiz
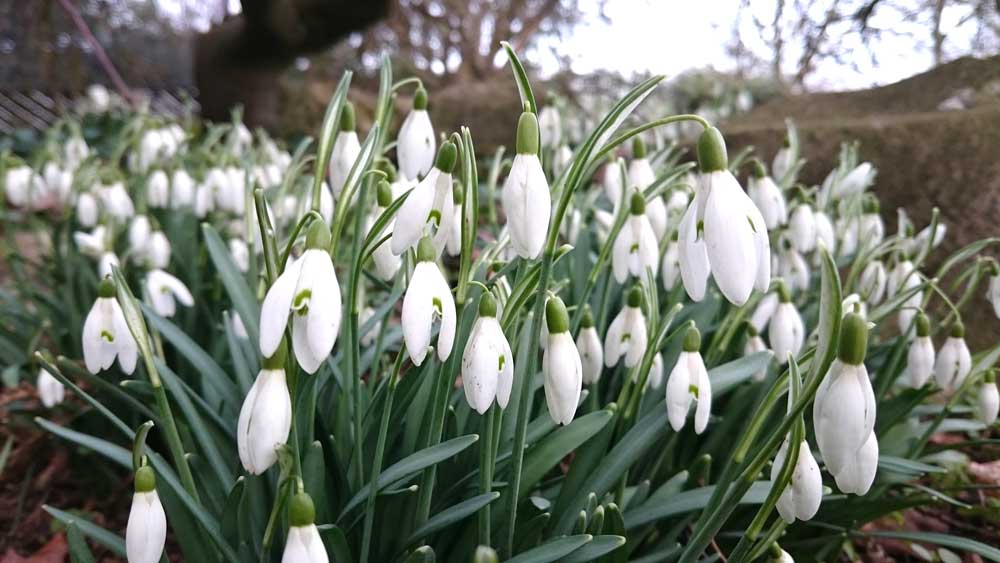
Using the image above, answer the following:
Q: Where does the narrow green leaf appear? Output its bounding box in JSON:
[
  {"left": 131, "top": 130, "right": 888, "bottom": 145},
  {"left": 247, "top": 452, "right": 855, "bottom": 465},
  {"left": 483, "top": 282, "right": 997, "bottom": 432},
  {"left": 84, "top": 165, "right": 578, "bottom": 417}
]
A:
[
  {"left": 44, "top": 505, "right": 126, "bottom": 557},
  {"left": 507, "top": 534, "right": 593, "bottom": 563},
  {"left": 862, "top": 531, "right": 1000, "bottom": 562},
  {"left": 560, "top": 535, "right": 626, "bottom": 563},
  {"left": 519, "top": 409, "right": 613, "bottom": 498},
  {"left": 405, "top": 492, "right": 500, "bottom": 545},
  {"left": 202, "top": 223, "right": 260, "bottom": 345},
  {"left": 66, "top": 521, "right": 98, "bottom": 563},
  {"left": 624, "top": 481, "right": 772, "bottom": 529},
  {"left": 709, "top": 351, "right": 773, "bottom": 395}
]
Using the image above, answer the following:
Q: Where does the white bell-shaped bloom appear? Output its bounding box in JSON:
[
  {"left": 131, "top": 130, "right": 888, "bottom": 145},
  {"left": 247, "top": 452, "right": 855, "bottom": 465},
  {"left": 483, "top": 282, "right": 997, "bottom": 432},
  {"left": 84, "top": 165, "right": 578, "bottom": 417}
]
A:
[
  {"left": 553, "top": 145, "right": 573, "bottom": 177},
  {"left": 787, "top": 203, "right": 816, "bottom": 252},
  {"left": 4, "top": 166, "right": 33, "bottom": 207},
  {"left": 194, "top": 181, "right": 214, "bottom": 218},
  {"left": 147, "top": 232, "right": 171, "bottom": 269},
  {"left": 769, "top": 288, "right": 804, "bottom": 364},
  {"left": 147, "top": 170, "right": 169, "bottom": 208},
  {"left": 129, "top": 215, "right": 152, "bottom": 256},
  {"left": 220, "top": 167, "right": 247, "bottom": 214},
  {"left": 627, "top": 139, "right": 667, "bottom": 238},
  {"left": 43, "top": 162, "right": 72, "bottom": 203},
  {"left": 603, "top": 159, "right": 624, "bottom": 206},
  {"left": 329, "top": 104, "right": 361, "bottom": 198},
  {"left": 146, "top": 269, "right": 194, "bottom": 318},
  {"left": 542, "top": 297, "right": 583, "bottom": 425},
  {"left": 813, "top": 312, "right": 877, "bottom": 495},
  {"left": 98, "top": 252, "right": 120, "bottom": 279},
  {"left": 64, "top": 136, "right": 90, "bottom": 170},
  {"left": 780, "top": 248, "right": 810, "bottom": 293},
  {"left": 748, "top": 173, "right": 787, "bottom": 229},
  {"left": 82, "top": 279, "right": 138, "bottom": 375},
  {"left": 646, "top": 352, "right": 664, "bottom": 389},
  {"left": 859, "top": 260, "right": 887, "bottom": 305},
  {"left": 367, "top": 181, "right": 402, "bottom": 281},
  {"left": 905, "top": 313, "right": 935, "bottom": 388},
  {"left": 613, "top": 192, "right": 659, "bottom": 284},
  {"left": 986, "top": 273, "right": 1000, "bottom": 319},
  {"left": 771, "top": 146, "right": 791, "bottom": 181},
  {"left": 538, "top": 105, "right": 561, "bottom": 148},
  {"left": 88, "top": 84, "right": 110, "bottom": 111},
  {"left": 841, "top": 294, "right": 868, "bottom": 321},
  {"left": 661, "top": 235, "right": 680, "bottom": 291},
  {"left": 977, "top": 378, "right": 999, "bottom": 425},
  {"left": 770, "top": 548, "right": 795, "bottom": 563},
  {"left": 171, "top": 169, "right": 195, "bottom": 209},
  {"left": 37, "top": 367, "right": 65, "bottom": 408},
  {"left": 502, "top": 112, "right": 551, "bottom": 260},
  {"left": 76, "top": 192, "right": 99, "bottom": 227},
  {"left": 237, "top": 355, "right": 292, "bottom": 474},
  {"left": 576, "top": 312, "right": 603, "bottom": 385},
  {"left": 282, "top": 492, "right": 328, "bottom": 563},
  {"left": 814, "top": 210, "right": 836, "bottom": 254},
  {"left": 461, "top": 294, "right": 513, "bottom": 414},
  {"left": 126, "top": 467, "right": 167, "bottom": 563},
  {"left": 835, "top": 162, "right": 876, "bottom": 199},
  {"left": 260, "top": 224, "right": 342, "bottom": 374},
  {"left": 665, "top": 324, "right": 711, "bottom": 434},
  {"left": 665, "top": 187, "right": 690, "bottom": 218},
  {"left": 74, "top": 226, "right": 109, "bottom": 258},
  {"left": 604, "top": 288, "right": 648, "bottom": 369},
  {"left": 751, "top": 292, "right": 780, "bottom": 332},
  {"left": 229, "top": 238, "right": 250, "bottom": 273},
  {"left": 678, "top": 127, "right": 769, "bottom": 305},
  {"left": 745, "top": 325, "right": 769, "bottom": 382},
  {"left": 934, "top": 324, "right": 972, "bottom": 394},
  {"left": 912, "top": 222, "right": 946, "bottom": 255},
  {"left": 391, "top": 142, "right": 457, "bottom": 257},
  {"left": 772, "top": 438, "right": 823, "bottom": 523},
  {"left": 401, "top": 238, "right": 456, "bottom": 366},
  {"left": 446, "top": 191, "right": 463, "bottom": 257},
  {"left": 886, "top": 259, "right": 915, "bottom": 299},
  {"left": 397, "top": 87, "right": 436, "bottom": 180},
  {"left": 100, "top": 181, "right": 134, "bottom": 221},
  {"left": 859, "top": 211, "right": 884, "bottom": 248}
]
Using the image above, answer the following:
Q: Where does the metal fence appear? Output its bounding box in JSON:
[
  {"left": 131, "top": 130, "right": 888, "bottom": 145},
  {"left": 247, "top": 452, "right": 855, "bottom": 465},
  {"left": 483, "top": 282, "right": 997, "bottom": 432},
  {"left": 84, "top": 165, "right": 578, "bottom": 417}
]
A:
[{"left": 0, "top": 88, "right": 199, "bottom": 133}]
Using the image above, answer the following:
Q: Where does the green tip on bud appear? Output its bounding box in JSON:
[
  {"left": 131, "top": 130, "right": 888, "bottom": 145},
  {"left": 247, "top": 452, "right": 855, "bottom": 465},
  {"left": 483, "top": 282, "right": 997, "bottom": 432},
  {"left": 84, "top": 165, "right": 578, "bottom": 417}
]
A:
[
  {"left": 950, "top": 321, "right": 965, "bottom": 338},
  {"left": 339, "top": 101, "right": 356, "bottom": 132},
  {"left": 473, "top": 546, "right": 499, "bottom": 563},
  {"left": 838, "top": 312, "right": 869, "bottom": 365},
  {"left": 516, "top": 111, "right": 540, "bottom": 155},
  {"left": 768, "top": 542, "right": 785, "bottom": 560},
  {"left": 581, "top": 306, "right": 595, "bottom": 328},
  {"left": 751, "top": 159, "right": 766, "bottom": 179},
  {"left": 987, "top": 260, "right": 1000, "bottom": 277},
  {"left": 670, "top": 230, "right": 679, "bottom": 242},
  {"left": 413, "top": 87, "right": 428, "bottom": 111},
  {"left": 697, "top": 126, "right": 728, "bottom": 173},
  {"left": 776, "top": 280, "right": 791, "bottom": 303},
  {"left": 305, "top": 220, "right": 331, "bottom": 250},
  {"left": 416, "top": 236, "right": 436, "bottom": 263},
  {"left": 134, "top": 465, "right": 156, "bottom": 493},
  {"left": 376, "top": 179, "right": 393, "bottom": 207},
  {"left": 478, "top": 293, "right": 497, "bottom": 318},
  {"left": 863, "top": 195, "right": 879, "bottom": 214},
  {"left": 745, "top": 321, "right": 758, "bottom": 337},
  {"left": 288, "top": 490, "right": 316, "bottom": 527},
  {"left": 452, "top": 181, "right": 464, "bottom": 204},
  {"left": 632, "top": 136, "right": 647, "bottom": 159},
  {"left": 97, "top": 277, "right": 116, "bottom": 299},
  {"left": 683, "top": 324, "right": 702, "bottom": 353},
  {"left": 435, "top": 141, "right": 458, "bottom": 174},
  {"left": 986, "top": 369, "right": 997, "bottom": 384},
  {"left": 545, "top": 297, "right": 569, "bottom": 334},
  {"left": 629, "top": 191, "right": 646, "bottom": 215},
  {"left": 626, "top": 286, "right": 643, "bottom": 308},
  {"left": 262, "top": 340, "right": 287, "bottom": 370},
  {"left": 915, "top": 312, "right": 930, "bottom": 337},
  {"left": 376, "top": 158, "right": 397, "bottom": 182}
]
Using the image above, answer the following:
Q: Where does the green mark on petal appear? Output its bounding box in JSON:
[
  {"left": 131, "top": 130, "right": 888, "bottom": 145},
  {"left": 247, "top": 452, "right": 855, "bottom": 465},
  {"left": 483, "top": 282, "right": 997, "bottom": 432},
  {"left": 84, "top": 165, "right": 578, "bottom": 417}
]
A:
[
  {"left": 100, "top": 330, "right": 114, "bottom": 343},
  {"left": 428, "top": 209, "right": 441, "bottom": 227},
  {"left": 293, "top": 289, "right": 312, "bottom": 313},
  {"left": 432, "top": 296, "right": 443, "bottom": 315},
  {"left": 689, "top": 384, "right": 699, "bottom": 398},
  {"left": 498, "top": 354, "right": 506, "bottom": 372},
  {"left": 746, "top": 216, "right": 757, "bottom": 233},
  {"left": 621, "top": 333, "right": 631, "bottom": 342},
  {"left": 629, "top": 243, "right": 639, "bottom": 254}
]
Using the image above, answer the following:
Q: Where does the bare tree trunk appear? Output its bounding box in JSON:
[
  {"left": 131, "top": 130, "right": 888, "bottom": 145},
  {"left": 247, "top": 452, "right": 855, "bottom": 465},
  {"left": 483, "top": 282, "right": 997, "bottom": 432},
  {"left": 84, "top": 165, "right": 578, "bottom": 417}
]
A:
[
  {"left": 772, "top": 0, "right": 787, "bottom": 89},
  {"left": 932, "top": 0, "right": 947, "bottom": 65}
]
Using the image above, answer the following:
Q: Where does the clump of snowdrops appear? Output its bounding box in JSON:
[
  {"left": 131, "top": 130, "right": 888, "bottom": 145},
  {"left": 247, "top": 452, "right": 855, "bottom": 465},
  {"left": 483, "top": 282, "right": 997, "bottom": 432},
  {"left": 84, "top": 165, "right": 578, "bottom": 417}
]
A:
[{"left": 3, "top": 47, "right": 999, "bottom": 563}]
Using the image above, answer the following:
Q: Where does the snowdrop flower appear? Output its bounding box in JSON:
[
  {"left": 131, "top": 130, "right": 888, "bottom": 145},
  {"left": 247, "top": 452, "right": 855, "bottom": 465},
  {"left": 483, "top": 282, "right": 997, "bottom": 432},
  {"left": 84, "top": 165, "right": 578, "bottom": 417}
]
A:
[
  {"left": 604, "top": 287, "right": 648, "bottom": 369},
  {"left": 542, "top": 297, "right": 583, "bottom": 425},
  {"left": 147, "top": 170, "right": 169, "bottom": 208},
  {"left": 613, "top": 192, "right": 659, "bottom": 283},
  {"left": 397, "top": 87, "right": 436, "bottom": 180},
  {"left": 328, "top": 101, "right": 361, "bottom": 198},
  {"left": 577, "top": 308, "right": 603, "bottom": 385},
  {"left": 679, "top": 127, "right": 770, "bottom": 305},
  {"left": 772, "top": 438, "right": 822, "bottom": 523},
  {"left": 661, "top": 232, "right": 680, "bottom": 290},
  {"left": 281, "top": 491, "right": 328, "bottom": 563},
  {"left": 220, "top": 167, "right": 247, "bottom": 214},
  {"left": 553, "top": 145, "right": 573, "bottom": 177},
  {"left": 4, "top": 166, "right": 34, "bottom": 207},
  {"left": 391, "top": 141, "right": 457, "bottom": 257},
  {"left": 100, "top": 181, "right": 134, "bottom": 221},
  {"left": 87, "top": 84, "right": 110, "bottom": 112},
  {"left": 813, "top": 312, "right": 878, "bottom": 495},
  {"left": 229, "top": 238, "right": 250, "bottom": 272},
  {"left": 886, "top": 258, "right": 915, "bottom": 300},
  {"left": 977, "top": 371, "right": 999, "bottom": 425},
  {"left": 985, "top": 263, "right": 1000, "bottom": 319},
  {"left": 771, "top": 141, "right": 792, "bottom": 181},
  {"left": 230, "top": 122, "right": 253, "bottom": 155},
  {"left": 237, "top": 343, "right": 292, "bottom": 474},
  {"left": 666, "top": 324, "right": 711, "bottom": 434},
  {"left": 129, "top": 215, "right": 152, "bottom": 256},
  {"left": 835, "top": 162, "right": 876, "bottom": 198},
  {"left": 401, "top": 237, "right": 456, "bottom": 366},
  {"left": 75, "top": 226, "right": 109, "bottom": 257},
  {"left": 769, "top": 283, "right": 804, "bottom": 364},
  {"left": 260, "top": 222, "right": 342, "bottom": 374},
  {"left": 501, "top": 111, "right": 551, "bottom": 260},
  {"left": 76, "top": 193, "right": 99, "bottom": 227},
  {"left": 37, "top": 367, "right": 65, "bottom": 408},
  {"left": 126, "top": 466, "right": 167, "bottom": 563},
  {"left": 603, "top": 157, "right": 624, "bottom": 207},
  {"left": 64, "top": 136, "right": 90, "bottom": 170},
  {"left": 82, "top": 278, "right": 138, "bottom": 375},
  {"left": 204, "top": 168, "right": 229, "bottom": 212},
  {"left": 368, "top": 181, "right": 401, "bottom": 281},
  {"left": 813, "top": 210, "right": 836, "bottom": 254},
  {"left": 461, "top": 293, "right": 513, "bottom": 414},
  {"left": 769, "top": 547, "right": 795, "bottom": 563},
  {"left": 665, "top": 186, "right": 690, "bottom": 217},
  {"left": 896, "top": 271, "right": 923, "bottom": 333},
  {"left": 147, "top": 232, "right": 170, "bottom": 269},
  {"left": 780, "top": 247, "right": 810, "bottom": 293},
  {"left": 859, "top": 197, "right": 884, "bottom": 248},
  {"left": 446, "top": 184, "right": 463, "bottom": 257},
  {"left": 98, "top": 253, "right": 120, "bottom": 279},
  {"left": 905, "top": 313, "right": 935, "bottom": 388},
  {"left": 787, "top": 202, "right": 816, "bottom": 253},
  {"left": 841, "top": 293, "right": 867, "bottom": 320},
  {"left": 751, "top": 291, "right": 780, "bottom": 332},
  {"left": 637, "top": 352, "right": 665, "bottom": 389},
  {"left": 538, "top": 103, "right": 561, "bottom": 148},
  {"left": 859, "top": 260, "right": 887, "bottom": 306},
  {"left": 194, "top": 181, "right": 214, "bottom": 218},
  {"left": 744, "top": 323, "right": 769, "bottom": 382},
  {"left": 934, "top": 322, "right": 971, "bottom": 394},
  {"left": 43, "top": 162, "right": 72, "bottom": 203},
  {"left": 912, "top": 222, "right": 946, "bottom": 255},
  {"left": 748, "top": 163, "right": 787, "bottom": 229},
  {"left": 146, "top": 269, "right": 194, "bottom": 318},
  {"left": 628, "top": 138, "right": 667, "bottom": 238},
  {"left": 358, "top": 306, "right": 381, "bottom": 347},
  {"left": 171, "top": 169, "right": 195, "bottom": 209}
]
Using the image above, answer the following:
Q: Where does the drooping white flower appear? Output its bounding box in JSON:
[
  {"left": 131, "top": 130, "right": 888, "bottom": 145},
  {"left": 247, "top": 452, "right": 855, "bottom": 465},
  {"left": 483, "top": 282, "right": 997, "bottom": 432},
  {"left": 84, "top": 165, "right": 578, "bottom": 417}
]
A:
[
  {"left": 147, "top": 170, "right": 169, "bottom": 208},
  {"left": 237, "top": 349, "right": 292, "bottom": 474},
  {"left": 813, "top": 312, "right": 878, "bottom": 495},
  {"left": 446, "top": 185, "right": 463, "bottom": 257},
  {"left": 542, "top": 297, "right": 583, "bottom": 425},
  {"left": 905, "top": 314, "right": 935, "bottom": 388},
  {"left": 501, "top": 112, "right": 551, "bottom": 260},
  {"left": 260, "top": 223, "right": 342, "bottom": 374},
  {"left": 769, "top": 285, "right": 804, "bottom": 364},
  {"left": 751, "top": 292, "right": 780, "bottom": 332},
  {"left": 553, "top": 145, "right": 573, "bottom": 177},
  {"left": 98, "top": 252, "right": 120, "bottom": 279},
  {"left": 985, "top": 269, "right": 1000, "bottom": 319},
  {"left": 365, "top": 181, "right": 402, "bottom": 281},
  {"left": 772, "top": 438, "right": 823, "bottom": 523},
  {"left": 171, "top": 169, "right": 195, "bottom": 209},
  {"left": 639, "top": 352, "right": 665, "bottom": 389},
  {"left": 604, "top": 287, "right": 648, "bottom": 369},
  {"left": 147, "top": 232, "right": 171, "bottom": 269},
  {"left": 219, "top": 167, "right": 247, "bottom": 214},
  {"left": 842, "top": 293, "right": 867, "bottom": 320},
  {"left": 391, "top": 142, "right": 457, "bottom": 257},
  {"left": 859, "top": 260, "right": 887, "bottom": 306},
  {"left": 538, "top": 104, "right": 561, "bottom": 148},
  {"left": 461, "top": 293, "right": 513, "bottom": 414},
  {"left": 576, "top": 309, "right": 603, "bottom": 385},
  {"left": 37, "top": 367, "right": 65, "bottom": 408},
  {"left": 129, "top": 215, "right": 152, "bottom": 256},
  {"left": 82, "top": 279, "right": 138, "bottom": 375},
  {"left": 401, "top": 237, "right": 456, "bottom": 366},
  {"left": 748, "top": 168, "right": 787, "bottom": 229},
  {"left": 977, "top": 374, "right": 999, "bottom": 425},
  {"left": 146, "top": 269, "right": 194, "bottom": 318},
  {"left": 229, "top": 238, "right": 250, "bottom": 272},
  {"left": 613, "top": 192, "right": 659, "bottom": 284},
  {"left": 665, "top": 324, "right": 711, "bottom": 434},
  {"left": 859, "top": 198, "right": 884, "bottom": 249},
  {"left": 282, "top": 492, "right": 328, "bottom": 563},
  {"left": 627, "top": 138, "right": 668, "bottom": 239},
  {"left": 603, "top": 158, "right": 624, "bottom": 207},
  {"left": 788, "top": 203, "right": 816, "bottom": 253},
  {"left": 771, "top": 145, "right": 792, "bottom": 181},
  {"left": 780, "top": 247, "right": 810, "bottom": 293},
  {"left": 813, "top": 210, "right": 836, "bottom": 254},
  {"left": 87, "top": 84, "right": 110, "bottom": 112},
  {"left": 74, "top": 225, "right": 108, "bottom": 257},
  {"left": 661, "top": 233, "right": 680, "bottom": 291},
  {"left": 43, "top": 162, "right": 72, "bottom": 203},
  {"left": 835, "top": 162, "right": 876, "bottom": 199},
  {"left": 934, "top": 323, "right": 972, "bottom": 394},
  {"left": 770, "top": 548, "right": 795, "bottom": 563},
  {"left": 64, "top": 136, "right": 90, "bottom": 170},
  {"left": 328, "top": 102, "right": 361, "bottom": 199},
  {"left": 678, "top": 127, "right": 769, "bottom": 305},
  {"left": 744, "top": 324, "right": 769, "bottom": 381},
  {"left": 665, "top": 186, "right": 690, "bottom": 218},
  {"left": 99, "top": 181, "right": 134, "bottom": 221},
  {"left": 912, "top": 222, "right": 946, "bottom": 255},
  {"left": 397, "top": 87, "right": 436, "bottom": 180},
  {"left": 126, "top": 466, "right": 167, "bottom": 563},
  {"left": 886, "top": 259, "right": 915, "bottom": 300},
  {"left": 76, "top": 192, "right": 99, "bottom": 227}
]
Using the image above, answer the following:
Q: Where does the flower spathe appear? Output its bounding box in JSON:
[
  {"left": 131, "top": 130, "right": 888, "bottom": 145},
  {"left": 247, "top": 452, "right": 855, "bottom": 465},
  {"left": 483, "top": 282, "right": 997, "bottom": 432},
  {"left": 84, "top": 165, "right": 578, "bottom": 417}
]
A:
[
  {"left": 146, "top": 269, "right": 194, "bottom": 318},
  {"left": 82, "top": 279, "right": 138, "bottom": 375},
  {"left": 391, "top": 142, "right": 457, "bottom": 257},
  {"left": 260, "top": 223, "right": 342, "bottom": 374},
  {"left": 461, "top": 294, "right": 513, "bottom": 414},
  {"left": 237, "top": 348, "right": 292, "bottom": 475},
  {"left": 401, "top": 237, "right": 456, "bottom": 366},
  {"left": 542, "top": 297, "right": 583, "bottom": 425},
  {"left": 397, "top": 87, "right": 436, "bottom": 181},
  {"left": 665, "top": 324, "right": 712, "bottom": 434},
  {"left": 679, "top": 127, "right": 770, "bottom": 306},
  {"left": 126, "top": 467, "right": 167, "bottom": 563},
  {"left": 37, "top": 367, "right": 65, "bottom": 408},
  {"left": 613, "top": 192, "right": 659, "bottom": 284},
  {"left": 772, "top": 439, "right": 822, "bottom": 523},
  {"left": 502, "top": 111, "right": 551, "bottom": 260}
]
